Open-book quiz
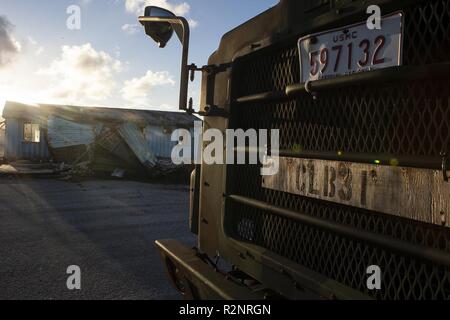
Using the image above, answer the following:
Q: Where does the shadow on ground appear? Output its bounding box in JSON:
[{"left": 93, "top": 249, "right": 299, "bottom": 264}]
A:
[{"left": 0, "top": 176, "right": 196, "bottom": 300}]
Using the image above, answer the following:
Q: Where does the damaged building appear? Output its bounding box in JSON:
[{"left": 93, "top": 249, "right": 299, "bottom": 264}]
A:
[
  {"left": 0, "top": 119, "right": 5, "bottom": 159},
  {"left": 1, "top": 101, "right": 199, "bottom": 177}
]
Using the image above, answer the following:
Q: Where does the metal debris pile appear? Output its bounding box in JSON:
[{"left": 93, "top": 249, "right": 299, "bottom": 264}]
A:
[{"left": 46, "top": 116, "right": 182, "bottom": 179}]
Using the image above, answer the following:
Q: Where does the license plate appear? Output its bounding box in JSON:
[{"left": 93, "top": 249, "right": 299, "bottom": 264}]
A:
[
  {"left": 298, "top": 12, "right": 404, "bottom": 83},
  {"left": 262, "top": 157, "right": 450, "bottom": 227}
]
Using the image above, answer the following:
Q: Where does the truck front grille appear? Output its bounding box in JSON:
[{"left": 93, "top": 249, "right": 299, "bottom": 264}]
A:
[{"left": 226, "top": 0, "right": 450, "bottom": 300}]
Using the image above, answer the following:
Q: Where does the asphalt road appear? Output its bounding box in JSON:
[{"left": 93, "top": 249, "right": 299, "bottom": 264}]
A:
[{"left": 0, "top": 177, "right": 196, "bottom": 300}]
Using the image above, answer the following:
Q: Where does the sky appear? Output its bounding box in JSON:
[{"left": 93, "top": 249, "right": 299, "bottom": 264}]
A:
[{"left": 0, "top": 0, "right": 278, "bottom": 114}]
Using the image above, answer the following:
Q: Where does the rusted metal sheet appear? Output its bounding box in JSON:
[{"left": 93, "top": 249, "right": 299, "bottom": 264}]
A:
[
  {"left": 262, "top": 157, "right": 450, "bottom": 227},
  {"left": 118, "top": 123, "right": 157, "bottom": 168}
]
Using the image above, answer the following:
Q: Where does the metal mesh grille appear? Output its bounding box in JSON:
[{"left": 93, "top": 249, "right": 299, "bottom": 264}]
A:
[
  {"left": 233, "top": 81, "right": 450, "bottom": 157},
  {"left": 237, "top": 0, "right": 450, "bottom": 96},
  {"left": 238, "top": 45, "right": 300, "bottom": 96},
  {"left": 403, "top": 0, "right": 450, "bottom": 66},
  {"left": 227, "top": 0, "right": 450, "bottom": 300},
  {"left": 227, "top": 163, "right": 450, "bottom": 299},
  {"left": 228, "top": 200, "right": 450, "bottom": 299}
]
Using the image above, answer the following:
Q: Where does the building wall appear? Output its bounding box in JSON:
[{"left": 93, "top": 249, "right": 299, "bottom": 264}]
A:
[
  {"left": 0, "top": 126, "right": 5, "bottom": 158},
  {"left": 5, "top": 118, "right": 50, "bottom": 161},
  {"left": 4, "top": 117, "right": 196, "bottom": 162},
  {"left": 144, "top": 125, "right": 177, "bottom": 159},
  {"left": 144, "top": 125, "right": 195, "bottom": 159}
]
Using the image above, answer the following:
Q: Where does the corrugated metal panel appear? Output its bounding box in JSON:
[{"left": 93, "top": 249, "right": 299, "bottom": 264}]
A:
[
  {"left": 0, "top": 127, "right": 4, "bottom": 157},
  {"left": 118, "top": 123, "right": 157, "bottom": 168},
  {"left": 47, "top": 116, "right": 100, "bottom": 148},
  {"left": 5, "top": 119, "right": 19, "bottom": 159},
  {"left": 96, "top": 128, "right": 141, "bottom": 166},
  {"left": 4, "top": 118, "right": 50, "bottom": 160},
  {"left": 144, "top": 125, "right": 195, "bottom": 159},
  {"left": 19, "top": 138, "right": 50, "bottom": 160},
  {"left": 144, "top": 125, "right": 177, "bottom": 159}
]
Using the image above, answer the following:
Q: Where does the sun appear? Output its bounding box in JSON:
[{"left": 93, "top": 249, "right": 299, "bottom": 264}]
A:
[{"left": 0, "top": 86, "right": 41, "bottom": 115}]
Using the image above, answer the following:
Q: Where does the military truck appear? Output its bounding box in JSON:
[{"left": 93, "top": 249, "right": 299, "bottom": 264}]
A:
[{"left": 139, "top": 0, "right": 450, "bottom": 300}]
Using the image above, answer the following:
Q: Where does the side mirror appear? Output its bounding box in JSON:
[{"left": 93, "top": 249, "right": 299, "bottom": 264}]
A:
[
  {"left": 142, "top": 6, "right": 175, "bottom": 48},
  {"left": 139, "top": 6, "right": 191, "bottom": 111}
]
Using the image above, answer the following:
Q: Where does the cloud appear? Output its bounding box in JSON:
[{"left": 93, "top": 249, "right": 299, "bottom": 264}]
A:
[
  {"left": 188, "top": 19, "right": 198, "bottom": 28},
  {"left": 125, "top": 0, "right": 190, "bottom": 16},
  {"left": 121, "top": 23, "right": 140, "bottom": 35},
  {"left": 37, "top": 43, "right": 122, "bottom": 103},
  {"left": 27, "top": 36, "right": 37, "bottom": 46},
  {"left": 27, "top": 36, "right": 45, "bottom": 56},
  {"left": 35, "top": 46, "right": 45, "bottom": 56},
  {"left": 0, "top": 16, "right": 21, "bottom": 68},
  {"left": 121, "top": 70, "right": 175, "bottom": 104}
]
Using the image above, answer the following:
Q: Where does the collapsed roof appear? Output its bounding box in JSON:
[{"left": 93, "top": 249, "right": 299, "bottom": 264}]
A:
[{"left": 2, "top": 101, "right": 198, "bottom": 129}]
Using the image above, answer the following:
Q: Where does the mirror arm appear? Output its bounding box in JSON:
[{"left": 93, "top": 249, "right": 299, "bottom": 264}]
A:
[{"left": 178, "top": 17, "right": 190, "bottom": 112}]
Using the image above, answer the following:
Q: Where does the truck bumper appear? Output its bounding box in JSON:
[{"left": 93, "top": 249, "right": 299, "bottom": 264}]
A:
[{"left": 155, "top": 239, "right": 261, "bottom": 300}]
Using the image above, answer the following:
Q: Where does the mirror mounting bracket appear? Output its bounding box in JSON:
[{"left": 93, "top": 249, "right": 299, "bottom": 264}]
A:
[
  {"left": 186, "top": 62, "right": 232, "bottom": 117},
  {"left": 188, "top": 105, "right": 229, "bottom": 118}
]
